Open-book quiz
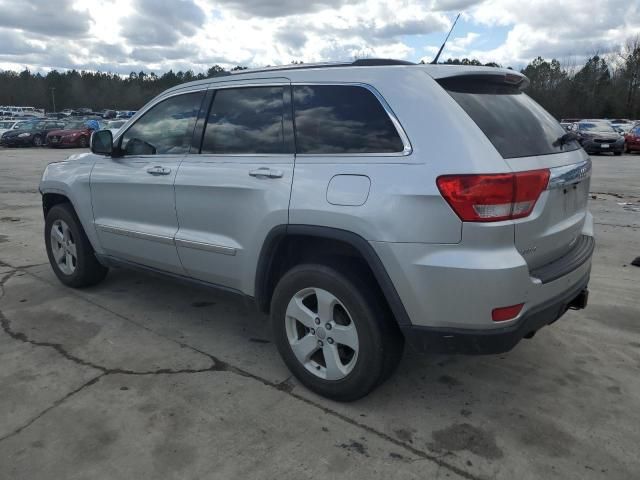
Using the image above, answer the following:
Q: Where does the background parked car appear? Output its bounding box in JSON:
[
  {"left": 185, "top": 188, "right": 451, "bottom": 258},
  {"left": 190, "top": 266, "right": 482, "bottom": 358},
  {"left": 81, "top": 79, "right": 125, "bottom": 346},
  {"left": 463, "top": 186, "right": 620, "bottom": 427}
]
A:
[
  {"left": 46, "top": 120, "right": 95, "bottom": 148},
  {"left": 573, "top": 121, "right": 625, "bottom": 155},
  {"left": 103, "top": 119, "right": 126, "bottom": 137},
  {"left": 624, "top": 124, "right": 640, "bottom": 153},
  {"left": 0, "top": 119, "right": 27, "bottom": 136},
  {"left": 0, "top": 120, "right": 64, "bottom": 147},
  {"left": 116, "top": 110, "right": 136, "bottom": 119}
]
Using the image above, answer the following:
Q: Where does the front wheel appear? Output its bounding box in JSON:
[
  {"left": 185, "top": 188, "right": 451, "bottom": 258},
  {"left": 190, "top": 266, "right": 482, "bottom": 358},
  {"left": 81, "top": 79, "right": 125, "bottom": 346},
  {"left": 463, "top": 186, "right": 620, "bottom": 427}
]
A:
[
  {"left": 45, "top": 203, "right": 108, "bottom": 288},
  {"left": 32, "top": 135, "right": 42, "bottom": 147},
  {"left": 78, "top": 136, "right": 88, "bottom": 148},
  {"left": 271, "top": 263, "right": 404, "bottom": 401}
]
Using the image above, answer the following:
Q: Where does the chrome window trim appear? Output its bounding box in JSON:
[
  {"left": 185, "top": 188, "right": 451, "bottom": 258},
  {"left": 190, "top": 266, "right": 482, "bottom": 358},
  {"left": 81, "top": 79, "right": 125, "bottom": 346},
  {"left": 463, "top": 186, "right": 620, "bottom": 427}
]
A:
[
  {"left": 547, "top": 159, "right": 592, "bottom": 190},
  {"left": 291, "top": 82, "right": 413, "bottom": 157},
  {"left": 175, "top": 238, "right": 237, "bottom": 256}
]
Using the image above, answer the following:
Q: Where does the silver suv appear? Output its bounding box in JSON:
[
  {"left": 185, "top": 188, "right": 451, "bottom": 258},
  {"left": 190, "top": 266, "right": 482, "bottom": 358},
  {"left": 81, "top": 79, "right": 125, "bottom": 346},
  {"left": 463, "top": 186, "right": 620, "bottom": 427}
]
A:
[{"left": 40, "top": 60, "right": 593, "bottom": 401}]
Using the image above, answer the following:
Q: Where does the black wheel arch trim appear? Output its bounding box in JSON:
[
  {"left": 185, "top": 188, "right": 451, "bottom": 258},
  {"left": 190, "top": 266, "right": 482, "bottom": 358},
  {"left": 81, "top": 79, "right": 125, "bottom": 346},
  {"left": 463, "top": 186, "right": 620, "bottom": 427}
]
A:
[{"left": 255, "top": 224, "right": 413, "bottom": 327}]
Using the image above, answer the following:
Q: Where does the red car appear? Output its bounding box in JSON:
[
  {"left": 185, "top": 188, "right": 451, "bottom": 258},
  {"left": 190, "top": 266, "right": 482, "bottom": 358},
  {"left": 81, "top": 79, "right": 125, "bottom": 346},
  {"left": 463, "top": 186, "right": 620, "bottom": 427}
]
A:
[
  {"left": 624, "top": 124, "right": 640, "bottom": 153},
  {"left": 46, "top": 121, "right": 93, "bottom": 148}
]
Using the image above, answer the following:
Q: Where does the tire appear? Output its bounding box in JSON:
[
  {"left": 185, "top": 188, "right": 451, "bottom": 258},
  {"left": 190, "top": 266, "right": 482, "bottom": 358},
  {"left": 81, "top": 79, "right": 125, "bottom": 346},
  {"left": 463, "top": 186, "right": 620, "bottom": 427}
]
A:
[
  {"left": 614, "top": 151, "right": 622, "bottom": 156},
  {"left": 78, "top": 136, "right": 88, "bottom": 148},
  {"left": 32, "top": 135, "right": 42, "bottom": 147},
  {"left": 624, "top": 143, "right": 629, "bottom": 154},
  {"left": 271, "top": 263, "right": 404, "bottom": 401},
  {"left": 45, "top": 203, "right": 108, "bottom": 288}
]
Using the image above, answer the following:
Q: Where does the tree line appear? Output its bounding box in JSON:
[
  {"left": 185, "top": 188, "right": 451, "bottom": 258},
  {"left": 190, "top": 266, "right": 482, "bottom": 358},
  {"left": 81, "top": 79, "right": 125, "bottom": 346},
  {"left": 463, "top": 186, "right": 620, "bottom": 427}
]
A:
[{"left": 1, "top": 38, "right": 639, "bottom": 119}]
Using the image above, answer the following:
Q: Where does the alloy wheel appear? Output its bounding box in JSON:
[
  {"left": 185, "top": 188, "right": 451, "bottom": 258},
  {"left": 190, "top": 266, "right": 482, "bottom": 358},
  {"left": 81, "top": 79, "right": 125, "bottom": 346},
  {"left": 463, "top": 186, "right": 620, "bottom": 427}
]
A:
[
  {"left": 285, "top": 287, "right": 359, "bottom": 380},
  {"left": 50, "top": 219, "right": 77, "bottom": 275}
]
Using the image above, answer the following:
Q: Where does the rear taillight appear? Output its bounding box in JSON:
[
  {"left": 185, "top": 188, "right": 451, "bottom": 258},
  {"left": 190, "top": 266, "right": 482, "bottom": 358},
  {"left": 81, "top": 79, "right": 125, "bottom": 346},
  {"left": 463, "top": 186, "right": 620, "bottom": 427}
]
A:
[{"left": 436, "top": 169, "right": 550, "bottom": 222}]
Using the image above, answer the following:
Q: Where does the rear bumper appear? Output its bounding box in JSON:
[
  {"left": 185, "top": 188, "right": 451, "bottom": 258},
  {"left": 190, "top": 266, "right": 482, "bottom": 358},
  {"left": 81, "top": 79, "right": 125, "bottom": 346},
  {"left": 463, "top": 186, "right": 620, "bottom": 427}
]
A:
[{"left": 401, "top": 272, "right": 589, "bottom": 354}]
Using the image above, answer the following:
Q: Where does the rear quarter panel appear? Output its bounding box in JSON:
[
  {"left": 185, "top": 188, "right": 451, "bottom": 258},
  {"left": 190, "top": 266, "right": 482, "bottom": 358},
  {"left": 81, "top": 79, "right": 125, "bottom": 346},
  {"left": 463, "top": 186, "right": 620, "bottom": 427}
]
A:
[{"left": 288, "top": 67, "right": 511, "bottom": 243}]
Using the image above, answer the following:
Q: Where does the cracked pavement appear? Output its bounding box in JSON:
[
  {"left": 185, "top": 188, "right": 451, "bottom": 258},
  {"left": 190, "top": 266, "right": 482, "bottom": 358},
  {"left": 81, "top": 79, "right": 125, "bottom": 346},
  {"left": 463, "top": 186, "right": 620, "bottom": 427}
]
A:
[{"left": 0, "top": 148, "right": 639, "bottom": 479}]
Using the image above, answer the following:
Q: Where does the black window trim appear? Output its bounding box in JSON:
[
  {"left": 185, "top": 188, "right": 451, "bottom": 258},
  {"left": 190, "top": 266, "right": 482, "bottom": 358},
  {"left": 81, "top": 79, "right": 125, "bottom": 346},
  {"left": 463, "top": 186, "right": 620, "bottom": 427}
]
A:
[
  {"left": 194, "top": 82, "right": 295, "bottom": 157},
  {"left": 291, "top": 82, "right": 413, "bottom": 157}
]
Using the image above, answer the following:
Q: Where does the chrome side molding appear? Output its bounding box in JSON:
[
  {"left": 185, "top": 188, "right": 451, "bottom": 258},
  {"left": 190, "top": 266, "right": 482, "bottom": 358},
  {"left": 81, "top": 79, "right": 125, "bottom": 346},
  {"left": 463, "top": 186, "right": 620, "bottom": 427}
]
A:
[
  {"left": 96, "top": 224, "right": 175, "bottom": 245},
  {"left": 96, "top": 223, "right": 237, "bottom": 256},
  {"left": 175, "top": 238, "right": 236, "bottom": 256},
  {"left": 548, "top": 159, "right": 591, "bottom": 190}
]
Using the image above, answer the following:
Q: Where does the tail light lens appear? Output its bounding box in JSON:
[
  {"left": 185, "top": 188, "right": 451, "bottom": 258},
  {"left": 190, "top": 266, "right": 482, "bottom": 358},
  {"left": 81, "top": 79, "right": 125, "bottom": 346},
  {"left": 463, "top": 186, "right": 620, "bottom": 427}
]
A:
[{"left": 436, "top": 169, "right": 550, "bottom": 222}]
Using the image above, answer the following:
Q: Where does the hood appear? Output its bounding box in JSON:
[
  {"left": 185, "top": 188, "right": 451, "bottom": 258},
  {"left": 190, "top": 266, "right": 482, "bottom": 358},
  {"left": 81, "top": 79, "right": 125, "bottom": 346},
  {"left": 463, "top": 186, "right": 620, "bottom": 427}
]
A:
[
  {"left": 2, "top": 126, "right": 41, "bottom": 137},
  {"left": 1, "top": 129, "right": 27, "bottom": 138}
]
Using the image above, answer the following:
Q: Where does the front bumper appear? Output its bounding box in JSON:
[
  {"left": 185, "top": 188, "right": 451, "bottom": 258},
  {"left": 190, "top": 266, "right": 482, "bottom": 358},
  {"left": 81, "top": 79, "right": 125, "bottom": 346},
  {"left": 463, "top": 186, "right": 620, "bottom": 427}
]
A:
[
  {"left": 0, "top": 136, "right": 32, "bottom": 147},
  {"left": 47, "top": 136, "right": 79, "bottom": 147},
  {"left": 401, "top": 273, "right": 589, "bottom": 354},
  {"left": 581, "top": 139, "right": 624, "bottom": 153}
]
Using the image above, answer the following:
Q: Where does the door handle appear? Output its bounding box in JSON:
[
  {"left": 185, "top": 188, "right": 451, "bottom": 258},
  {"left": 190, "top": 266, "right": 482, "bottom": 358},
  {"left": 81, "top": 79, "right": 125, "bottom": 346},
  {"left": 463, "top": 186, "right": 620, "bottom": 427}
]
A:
[
  {"left": 146, "top": 166, "right": 171, "bottom": 175},
  {"left": 248, "top": 167, "right": 283, "bottom": 179}
]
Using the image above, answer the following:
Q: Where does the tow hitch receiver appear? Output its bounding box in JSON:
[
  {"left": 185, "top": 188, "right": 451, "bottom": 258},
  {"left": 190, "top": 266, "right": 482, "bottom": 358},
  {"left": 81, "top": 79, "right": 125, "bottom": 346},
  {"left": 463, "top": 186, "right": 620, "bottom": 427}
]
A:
[{"left": 569, "top": 289, "right": 589, "bottom": 310}]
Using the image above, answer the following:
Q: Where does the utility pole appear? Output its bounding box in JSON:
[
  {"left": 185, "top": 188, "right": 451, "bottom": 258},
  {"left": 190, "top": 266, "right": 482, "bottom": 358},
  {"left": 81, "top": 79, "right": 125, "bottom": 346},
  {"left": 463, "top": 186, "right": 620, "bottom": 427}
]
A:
[{"left": 50, "top": 87, "right": 56, "bottom": 113}]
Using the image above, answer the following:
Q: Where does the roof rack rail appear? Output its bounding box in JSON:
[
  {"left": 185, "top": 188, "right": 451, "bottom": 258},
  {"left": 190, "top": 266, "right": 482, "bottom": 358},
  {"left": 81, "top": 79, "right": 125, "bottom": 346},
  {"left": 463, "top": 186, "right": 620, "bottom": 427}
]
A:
[{"left": 229, "top": 58, "right": 416, "bottom": 75}]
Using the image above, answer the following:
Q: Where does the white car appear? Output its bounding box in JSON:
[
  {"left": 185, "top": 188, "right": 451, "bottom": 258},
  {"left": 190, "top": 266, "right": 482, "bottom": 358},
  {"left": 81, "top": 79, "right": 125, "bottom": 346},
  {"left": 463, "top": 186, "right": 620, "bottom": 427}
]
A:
[
  {"left": 0, "top": 119, "right": 27, "bottom": 136},
  {"left": 1, "top": 106, "right": 45, "bottom": 118},
  {"left": 103, "top": 119, "right": 127, "bottom": 137}
]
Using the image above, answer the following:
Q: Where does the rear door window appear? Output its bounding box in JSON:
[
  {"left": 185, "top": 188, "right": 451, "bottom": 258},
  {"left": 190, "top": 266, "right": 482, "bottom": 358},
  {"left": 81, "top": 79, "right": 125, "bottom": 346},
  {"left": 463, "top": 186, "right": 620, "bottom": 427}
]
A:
[
  {"left": 201, "top": 86, "right": 288, "bottom": 154},
  {"left": 438, "top": 76, "right": 580, "bottom": 159},
  {"left": 292, "top": 85, "right": 405, "bottom": 154}
]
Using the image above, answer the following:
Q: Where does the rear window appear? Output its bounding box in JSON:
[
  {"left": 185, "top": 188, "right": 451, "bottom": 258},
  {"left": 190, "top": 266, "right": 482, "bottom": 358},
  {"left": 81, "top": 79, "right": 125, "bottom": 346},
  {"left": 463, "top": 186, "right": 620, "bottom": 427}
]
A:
[
  {"left": 438, "top": 76, "right": 580, "bottom": 159},
  {"left": 293, "top": 85, "right": 404, "bottom": 154}
]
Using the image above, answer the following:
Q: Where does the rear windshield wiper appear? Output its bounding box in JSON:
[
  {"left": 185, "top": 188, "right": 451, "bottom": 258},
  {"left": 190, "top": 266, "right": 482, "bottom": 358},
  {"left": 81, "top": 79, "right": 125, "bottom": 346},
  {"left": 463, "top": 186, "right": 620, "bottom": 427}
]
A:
[{"left": 553, "top": 132, "right": 578, "bottom": 148}]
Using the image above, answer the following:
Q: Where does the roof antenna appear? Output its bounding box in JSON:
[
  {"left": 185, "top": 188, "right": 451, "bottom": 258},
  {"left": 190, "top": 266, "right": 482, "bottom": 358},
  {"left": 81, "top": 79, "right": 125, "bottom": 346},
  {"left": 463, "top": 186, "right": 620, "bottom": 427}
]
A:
[{"left": 431, "top": 13, "right": 461, "bottom": 64}]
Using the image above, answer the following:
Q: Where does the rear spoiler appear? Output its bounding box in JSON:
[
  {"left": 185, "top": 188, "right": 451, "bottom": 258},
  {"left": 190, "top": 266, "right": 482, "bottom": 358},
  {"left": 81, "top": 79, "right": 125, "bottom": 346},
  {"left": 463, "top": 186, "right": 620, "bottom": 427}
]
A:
[{"left": 423, "top": 65, "right": 530, "bottom": 90}]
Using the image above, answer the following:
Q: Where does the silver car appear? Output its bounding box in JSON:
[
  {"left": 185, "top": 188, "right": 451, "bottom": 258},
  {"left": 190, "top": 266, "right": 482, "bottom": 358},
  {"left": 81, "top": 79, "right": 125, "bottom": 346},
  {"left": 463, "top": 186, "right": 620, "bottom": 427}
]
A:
[{"left": 40, "top": 60, "right": 593, "bottom": 401}]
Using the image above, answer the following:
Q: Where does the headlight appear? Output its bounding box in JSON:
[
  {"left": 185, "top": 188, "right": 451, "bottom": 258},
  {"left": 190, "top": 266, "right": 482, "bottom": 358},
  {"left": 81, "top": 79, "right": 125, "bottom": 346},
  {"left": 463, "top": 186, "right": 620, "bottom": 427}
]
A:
[{"left": 18, "top": 132, "right": 31, "bottom": 138}]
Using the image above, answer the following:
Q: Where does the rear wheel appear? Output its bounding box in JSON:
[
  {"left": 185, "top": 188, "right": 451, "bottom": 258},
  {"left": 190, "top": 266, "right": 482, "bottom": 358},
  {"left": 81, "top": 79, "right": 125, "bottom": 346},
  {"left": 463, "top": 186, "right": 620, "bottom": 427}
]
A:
[
  {"left": 32, "top": 135, "right": 42, "bottom": 147},
  {"left": 45, "top": 203, "right": 108, "bottom": 288},
  {"left": 271, "top": 263, "right": 403, "bottom": 401},
  {"left": 78, "top": 136, "right": 88, "bottom": 148},
  {"left": 614, "top": 151, "right": 622, "bottom": 156}
]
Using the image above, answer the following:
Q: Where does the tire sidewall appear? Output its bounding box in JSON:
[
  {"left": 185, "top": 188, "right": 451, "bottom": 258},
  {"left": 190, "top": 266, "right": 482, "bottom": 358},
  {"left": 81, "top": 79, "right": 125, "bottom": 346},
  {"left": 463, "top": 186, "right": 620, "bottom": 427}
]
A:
[
  {"left": 271, "top": 264, "right": 386, "bottom": 400},
  {"left": 45, "top": 205, "right": 93, "bottom": 287}
]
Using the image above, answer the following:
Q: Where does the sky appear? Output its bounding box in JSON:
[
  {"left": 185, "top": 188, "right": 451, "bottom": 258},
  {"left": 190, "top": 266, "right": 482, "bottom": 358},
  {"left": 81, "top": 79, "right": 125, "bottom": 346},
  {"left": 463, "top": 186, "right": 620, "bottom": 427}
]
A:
[{"left": 0, "top": 0, "right": 638, "bottom": 74}]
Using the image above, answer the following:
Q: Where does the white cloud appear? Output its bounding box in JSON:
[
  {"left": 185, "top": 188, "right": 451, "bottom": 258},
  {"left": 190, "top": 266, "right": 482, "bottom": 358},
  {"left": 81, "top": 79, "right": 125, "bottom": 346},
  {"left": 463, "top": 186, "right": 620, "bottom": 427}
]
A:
[{"left": 0, "top": 0, "right": 638, "bottom": 73}]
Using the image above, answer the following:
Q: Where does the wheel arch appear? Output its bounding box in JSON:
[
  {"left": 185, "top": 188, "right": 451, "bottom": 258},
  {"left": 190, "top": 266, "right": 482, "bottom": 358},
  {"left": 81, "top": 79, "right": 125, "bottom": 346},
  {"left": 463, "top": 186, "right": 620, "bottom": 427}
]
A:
[
  {"left": 255, "top": 225, "right": 412, "bottom": 327},
  {"left": 42, "top": 191, "right": 74, "bottom": 218}
]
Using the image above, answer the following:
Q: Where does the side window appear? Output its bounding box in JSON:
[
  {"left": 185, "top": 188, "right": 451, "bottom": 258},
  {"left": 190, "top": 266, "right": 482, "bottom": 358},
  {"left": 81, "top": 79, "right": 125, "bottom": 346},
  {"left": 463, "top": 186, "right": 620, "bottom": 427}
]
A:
[
  {"left": 121, "top": 91, "right": 204, "bottom": 155},
  {"left": 201, "top": 86, "right": 286, "bottom": 154},
  {"left": 293, "top": 85, "right": 405, "bottom": 154}
]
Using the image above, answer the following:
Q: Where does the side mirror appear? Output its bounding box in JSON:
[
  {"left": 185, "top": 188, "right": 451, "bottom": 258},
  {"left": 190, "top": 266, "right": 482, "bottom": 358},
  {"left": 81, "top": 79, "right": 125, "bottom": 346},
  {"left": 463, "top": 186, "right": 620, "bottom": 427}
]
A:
[{"left": 90, "top": 130, "right": 113, "bottom": 155}]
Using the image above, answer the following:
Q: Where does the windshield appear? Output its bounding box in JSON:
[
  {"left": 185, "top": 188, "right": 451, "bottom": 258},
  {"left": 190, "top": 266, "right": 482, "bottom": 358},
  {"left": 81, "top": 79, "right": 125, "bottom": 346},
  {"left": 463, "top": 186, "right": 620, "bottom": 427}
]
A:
[
  {"left": 64, "top": 121, "right": 86, "bottom": 130},
  {"left": 20, "top": 122, "right": 43, "bottom": 131},
  {"left": 438, "top": 76, "right": 580, "bottom": 158},
  {"left": 578, "top": 122, "right": 617, "bottom": 133}
]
